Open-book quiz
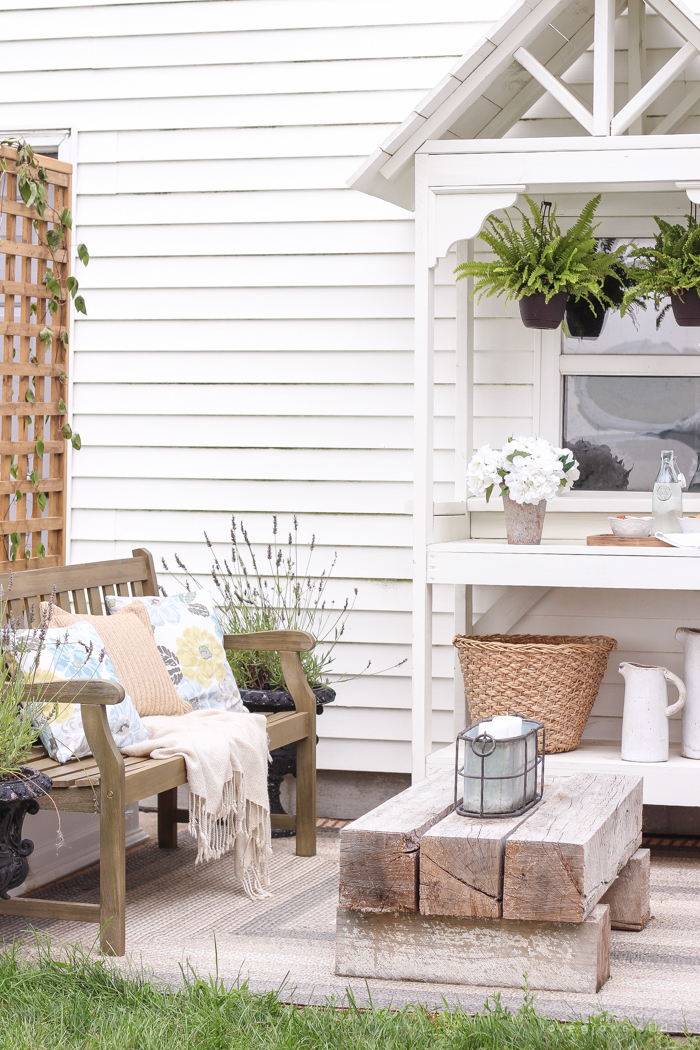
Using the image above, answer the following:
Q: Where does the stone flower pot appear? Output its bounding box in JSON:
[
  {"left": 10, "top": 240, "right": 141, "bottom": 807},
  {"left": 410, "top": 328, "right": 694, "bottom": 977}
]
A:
[
  {"left": 671, "top": 289, "right": 700, "bottom": 327},
  {"left": 503, "top": 494, "right": 546, "bottom": 545},
  {"left": 0, "top": 767, "right": 53, "bottom": 899},
  {"left": 519, "top": 291, "right": 568, "bottom": 330}
]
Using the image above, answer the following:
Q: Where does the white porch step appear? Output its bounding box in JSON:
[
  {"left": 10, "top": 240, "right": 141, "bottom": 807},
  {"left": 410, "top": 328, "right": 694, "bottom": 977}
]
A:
[{"left": 426, "top": 741, "right": 700, "bottom": 808}]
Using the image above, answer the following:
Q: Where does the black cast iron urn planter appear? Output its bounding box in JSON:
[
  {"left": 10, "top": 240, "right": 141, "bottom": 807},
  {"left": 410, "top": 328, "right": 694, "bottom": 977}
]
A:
[
  {"left": 0, "top": 767, "right": 52, "bottom": 898},
  {"left": 241, "top": 686, "right": 335, "bottom": 837}
]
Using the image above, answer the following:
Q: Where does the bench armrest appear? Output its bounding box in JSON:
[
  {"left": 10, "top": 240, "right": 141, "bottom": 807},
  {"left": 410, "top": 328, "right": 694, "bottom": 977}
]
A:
[
  {"left": 25, "top": 681, "right": 126, "bottom": 706},
  {"left": 26, "top": 681, "right": 125, "bottom": 822},
  {"left": 223, "top": 631, "right": 317, "bottom": 719},
  {"left": 224, "top": 630, "right": 315, "bottom": 653}
]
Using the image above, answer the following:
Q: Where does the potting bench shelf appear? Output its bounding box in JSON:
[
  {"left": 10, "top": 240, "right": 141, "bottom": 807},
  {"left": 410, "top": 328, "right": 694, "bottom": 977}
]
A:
[
  {"left": 426, "top": 742, "right": 700, "bottom": 807},
  {"left": 428, "top": 539, "right": 700, "bottom": 590}
]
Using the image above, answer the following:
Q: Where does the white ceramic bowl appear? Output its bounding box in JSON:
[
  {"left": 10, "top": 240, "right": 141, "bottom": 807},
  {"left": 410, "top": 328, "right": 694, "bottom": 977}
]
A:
[
  {"left": 681, "top": 517, "right": 700, "bottom": 533},
  {"left": 608, "top": 516, "right": 652, "bottom": 538}
]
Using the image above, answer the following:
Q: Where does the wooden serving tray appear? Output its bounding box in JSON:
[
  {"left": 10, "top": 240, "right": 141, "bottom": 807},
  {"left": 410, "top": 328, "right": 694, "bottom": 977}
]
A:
[{"left": 586, "top": 534, "right": 671, "bottom": 547}]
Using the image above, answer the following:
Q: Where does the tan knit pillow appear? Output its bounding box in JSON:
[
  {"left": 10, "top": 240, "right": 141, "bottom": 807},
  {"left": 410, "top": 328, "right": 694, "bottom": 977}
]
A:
[{"left": 41, "top": 599, "right": 192, "bottom": 717}]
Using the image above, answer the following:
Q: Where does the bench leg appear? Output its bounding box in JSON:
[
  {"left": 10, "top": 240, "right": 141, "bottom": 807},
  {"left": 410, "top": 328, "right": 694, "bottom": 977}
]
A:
[
  {"left": 82, "top": 705, "right": 127, "bottom": 957},
  {"left": 99, "top": 793, "right": 126, "bottom": 956},
  {"left": 295, "top": 732, "right": 316, "bottom": 856},
  {"left": 278, "top": 650, "right": 317, "bottom": 857},
  {"left": 157, "top": 787, "right": 179, "bottom": 849}
]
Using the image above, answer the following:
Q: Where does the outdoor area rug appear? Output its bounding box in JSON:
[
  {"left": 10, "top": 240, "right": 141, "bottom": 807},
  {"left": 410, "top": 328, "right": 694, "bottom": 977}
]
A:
[{"left": 1, "top": 825, "right": 699, "bottom": 1033}]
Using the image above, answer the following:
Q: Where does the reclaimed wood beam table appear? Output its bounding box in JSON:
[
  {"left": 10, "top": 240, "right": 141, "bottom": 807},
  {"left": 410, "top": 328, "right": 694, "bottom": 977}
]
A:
[{"left": 336, "top": 769, "right": 649, "bottom": 993}]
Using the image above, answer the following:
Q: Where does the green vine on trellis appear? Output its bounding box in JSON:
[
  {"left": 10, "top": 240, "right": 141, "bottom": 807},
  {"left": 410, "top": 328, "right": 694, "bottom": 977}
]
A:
[{"left": 0, "top": 139, "right": 89, "bottom": 560}]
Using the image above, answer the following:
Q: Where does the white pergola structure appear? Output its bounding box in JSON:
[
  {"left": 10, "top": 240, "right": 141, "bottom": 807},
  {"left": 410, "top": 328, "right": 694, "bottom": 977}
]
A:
[{"left": 350, "top": 0, "right": 700, "bottom": 787}]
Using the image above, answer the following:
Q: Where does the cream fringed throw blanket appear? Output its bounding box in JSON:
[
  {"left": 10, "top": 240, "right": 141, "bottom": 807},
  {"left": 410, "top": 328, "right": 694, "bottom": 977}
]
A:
[{"left": 123, "top": 709, "right": 272, "bottom": 900}]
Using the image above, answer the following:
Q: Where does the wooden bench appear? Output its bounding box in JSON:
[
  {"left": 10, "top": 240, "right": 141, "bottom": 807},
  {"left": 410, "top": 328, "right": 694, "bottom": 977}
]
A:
[{"left": 0, "top": 548, "right": 318, "bottom": 956}]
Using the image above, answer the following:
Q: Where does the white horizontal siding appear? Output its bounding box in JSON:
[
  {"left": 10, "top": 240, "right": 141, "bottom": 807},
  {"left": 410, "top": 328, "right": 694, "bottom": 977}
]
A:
[
  {"left": 10, "top": 0, "right": 696, "bottom": 774},
  {"left": 72, "top": 318, "right": 457, "bottom": 353},
  {"left": 74, "top": 349, "right": 454, "bottom": 384},
  {"left": 0, "top": 0, "right": 498, "bottom": 32},
  {"left": 0, "top": 0, "right": 471, "bottom": 774},
  {"left": 0, "top": 91, "right": 428, "bottom": 133},
  {"left": 78, "top": 126, "right": 411, "bottom": 163},
  {"left": 0, "top": 58, "right": 458, "bottom": 98},
  {"left": 78, "top": 220, "right": 415, "bottom": 256}
]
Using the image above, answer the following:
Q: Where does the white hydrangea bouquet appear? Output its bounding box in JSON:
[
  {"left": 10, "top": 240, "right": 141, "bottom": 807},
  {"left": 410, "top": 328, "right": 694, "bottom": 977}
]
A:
[{"left": 467, "top": 436, "right": 579, "bottom": 505}]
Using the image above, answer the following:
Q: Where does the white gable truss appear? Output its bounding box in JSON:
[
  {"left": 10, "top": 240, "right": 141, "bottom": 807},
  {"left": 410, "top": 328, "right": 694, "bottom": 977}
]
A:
[{"left": 349, "top": 0, "right": 700, "bottom": 210}]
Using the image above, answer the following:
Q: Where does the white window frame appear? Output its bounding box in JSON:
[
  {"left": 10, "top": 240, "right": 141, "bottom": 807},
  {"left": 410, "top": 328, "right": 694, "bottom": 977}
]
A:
[{"left": 534, "top": 329, "right": 700, "bottom": 511}]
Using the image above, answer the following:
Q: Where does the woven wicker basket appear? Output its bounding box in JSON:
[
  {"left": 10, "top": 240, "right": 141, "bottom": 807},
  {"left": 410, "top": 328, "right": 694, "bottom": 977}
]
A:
[{"left": 453, "top": 633, "right": 617, "bottom": 754}]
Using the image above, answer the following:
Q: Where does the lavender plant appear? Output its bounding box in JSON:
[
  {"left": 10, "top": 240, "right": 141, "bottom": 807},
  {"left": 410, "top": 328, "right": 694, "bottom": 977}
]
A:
[
  {"left": 163, "top": 515, "right": 361, "bottom": 692},
  {"left": 0, "top": 581, "right": 101, "bottom": 778},
  {"left": 0, "top": 581, "right": 53, "bottom": 776}
]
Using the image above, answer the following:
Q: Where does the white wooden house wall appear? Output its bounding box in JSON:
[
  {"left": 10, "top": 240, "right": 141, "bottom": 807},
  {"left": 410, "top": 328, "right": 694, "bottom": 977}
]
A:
[{"left": 2, "top": 0, "right": 700, "bottom": 772}]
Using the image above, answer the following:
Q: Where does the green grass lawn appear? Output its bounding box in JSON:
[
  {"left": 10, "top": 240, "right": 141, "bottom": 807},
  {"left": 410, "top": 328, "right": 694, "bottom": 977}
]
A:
[{"left": 0, "top": 939, "right": 694, "bottom": 1050}]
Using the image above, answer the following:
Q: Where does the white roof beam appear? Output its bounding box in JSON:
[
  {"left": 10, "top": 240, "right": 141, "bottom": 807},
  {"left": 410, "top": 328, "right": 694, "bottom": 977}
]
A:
[
  {"left": 478, "top": 0, "right": 628, "bottom": 140},
  {"left": 645, "top": 0, "right": 700, "bottom": 53},
  {"left": 611, "top": 40, "right": 698, "bottom": 134},
  {"left": 652, "top": 80, "right": 700, "bottom": 133},
  {"left": 514, "top": 46, "right": 594, "bottom": 133},
  {"left": 378, "top": 0, "right": 575, "bottom": 182},
  {"left": 479, "top": 15, "right": 596, "bottom": 138},
  {"left": 593, "top": 0, "right": 616, "bottom": 133},
  {"left": 627, "top": 0, "right": 647, "bottom": 134}
]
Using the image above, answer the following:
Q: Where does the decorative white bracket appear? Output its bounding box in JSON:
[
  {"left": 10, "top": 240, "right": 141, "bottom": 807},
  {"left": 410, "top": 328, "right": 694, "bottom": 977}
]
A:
[
  {"left": 678, "top": 181, "right": 700, "bottom": 204},
  {"left": 428, "top": 186, "right": 526, "bottom": 268}
]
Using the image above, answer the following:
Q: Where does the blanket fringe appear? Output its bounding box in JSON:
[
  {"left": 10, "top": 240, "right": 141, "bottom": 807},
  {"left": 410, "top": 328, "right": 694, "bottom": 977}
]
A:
[{"left": 189, "top": 773, "right": 271, "bottom": 900}]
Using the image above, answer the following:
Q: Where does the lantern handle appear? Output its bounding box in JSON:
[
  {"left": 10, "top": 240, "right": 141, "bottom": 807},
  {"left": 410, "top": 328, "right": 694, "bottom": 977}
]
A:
[{"left": 470, "top": 732, "right": 496, "bottom": 758}]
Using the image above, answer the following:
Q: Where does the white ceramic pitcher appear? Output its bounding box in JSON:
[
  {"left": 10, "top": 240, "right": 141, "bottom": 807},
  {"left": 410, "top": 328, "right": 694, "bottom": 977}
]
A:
[
  {"left": 675, "top": 628, "right": 700, "bottom": 759},
  {"left": 619, "top": 662, "right": 686, "bottom": 763}
]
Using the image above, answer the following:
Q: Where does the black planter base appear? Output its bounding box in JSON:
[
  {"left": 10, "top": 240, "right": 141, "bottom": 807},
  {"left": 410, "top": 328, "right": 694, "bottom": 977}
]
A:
[
  {"left": 565, "top": 296, "right": 607, "bottom": 339},
  {"left": 671, "top": 289, "right": 700, "bottom": 327},
  {"left": 0, "top": 767, "right": 53, "bottom": 899},
  {"left": 240, "top": 687, "right": 335, "bottom": 835},
  {"left": 519, "top": 291, "right": 568, "bottom": 330}
]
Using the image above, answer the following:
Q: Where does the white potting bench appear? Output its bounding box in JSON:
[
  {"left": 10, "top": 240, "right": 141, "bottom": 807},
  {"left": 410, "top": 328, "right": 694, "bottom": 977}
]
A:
[
  {"left": 424, "top": 540, "right": 700, "bottom": 803},
  {"left": 407, "top": 136, "right": 700, "bottom": 801},
  {"left": 350, "top": 0, "right": 700, "bottom": 799}
]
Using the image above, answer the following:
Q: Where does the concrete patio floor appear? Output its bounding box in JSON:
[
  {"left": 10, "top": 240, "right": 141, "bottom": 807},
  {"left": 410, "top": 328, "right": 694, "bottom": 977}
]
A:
[{"left": 1, "top": 816, "right": 699, "bottom": 1033}]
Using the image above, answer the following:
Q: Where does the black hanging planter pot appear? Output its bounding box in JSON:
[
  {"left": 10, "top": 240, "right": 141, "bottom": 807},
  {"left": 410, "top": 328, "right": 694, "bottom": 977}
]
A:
[
  {"left": 565, "top": 295, "right": 607, "bottom": 339},
  {"left": 519, "top": 291, "right": 568, "bottom": 330},
  {"left": 671, "top": 289, "right": 700, "bottom": 327},
  {"left": 241, "top": 687, "right": 335, "bottom": 837},
  {"left": 0, "top": 767, "right": 52, "bottom": 898}
]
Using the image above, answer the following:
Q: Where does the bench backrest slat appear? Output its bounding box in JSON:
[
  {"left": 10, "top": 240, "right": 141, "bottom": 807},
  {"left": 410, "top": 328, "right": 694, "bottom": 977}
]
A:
[{"left": 0, "top": 548, "right": 158, "bottom": 625}]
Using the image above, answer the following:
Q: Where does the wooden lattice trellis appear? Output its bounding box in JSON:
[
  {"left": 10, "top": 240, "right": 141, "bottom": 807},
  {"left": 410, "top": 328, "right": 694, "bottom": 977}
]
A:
[{"left": 0, "top": 144, "right": 73, "bottom": 571}]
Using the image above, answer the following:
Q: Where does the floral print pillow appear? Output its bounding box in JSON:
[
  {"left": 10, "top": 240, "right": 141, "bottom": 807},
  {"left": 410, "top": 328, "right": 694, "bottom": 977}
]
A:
[
  {"left": 16, "top": 622, "right": 149, "bottom": 764},
  {"left": 105, "top": 589, "right": 246, "bottom": 714}
]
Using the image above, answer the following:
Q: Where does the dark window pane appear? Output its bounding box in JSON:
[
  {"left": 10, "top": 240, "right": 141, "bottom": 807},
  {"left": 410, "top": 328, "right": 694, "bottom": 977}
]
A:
[{"left": 562, "top": 375, "right": 700, "bottom": 491}]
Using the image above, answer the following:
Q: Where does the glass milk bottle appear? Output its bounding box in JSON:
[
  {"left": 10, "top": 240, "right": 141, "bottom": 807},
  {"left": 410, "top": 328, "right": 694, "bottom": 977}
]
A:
[{"left": 652, "top": 450, "right": 683, "bottom": 535}]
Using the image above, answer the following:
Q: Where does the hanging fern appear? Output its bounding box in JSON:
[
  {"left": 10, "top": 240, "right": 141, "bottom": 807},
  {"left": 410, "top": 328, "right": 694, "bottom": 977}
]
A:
[
  {"left": 453, "top": 195, "right": 627, "bottom": 305},
  {"left": 621, "top": 214, "right": 700, "bottom": 326}
]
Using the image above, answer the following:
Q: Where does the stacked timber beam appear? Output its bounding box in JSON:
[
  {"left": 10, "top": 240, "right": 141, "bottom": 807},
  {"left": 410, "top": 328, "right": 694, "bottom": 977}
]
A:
[{"left": 336, "top": 770, "right": 650, "bottom": 993}]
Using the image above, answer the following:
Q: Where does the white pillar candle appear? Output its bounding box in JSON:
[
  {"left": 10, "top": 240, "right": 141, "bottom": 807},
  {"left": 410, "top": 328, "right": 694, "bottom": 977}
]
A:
[
  {"left": 464, "top": 715, "right": 533, "bottom": 815},
  {"left": 478, "top": 715, "right": 522, "bottom": 739}
]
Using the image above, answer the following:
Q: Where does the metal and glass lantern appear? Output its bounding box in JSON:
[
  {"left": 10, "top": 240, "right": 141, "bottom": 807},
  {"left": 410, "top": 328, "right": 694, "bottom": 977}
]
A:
[{"left": 454, "top": 714, "right": 545, "bottom": 819}]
